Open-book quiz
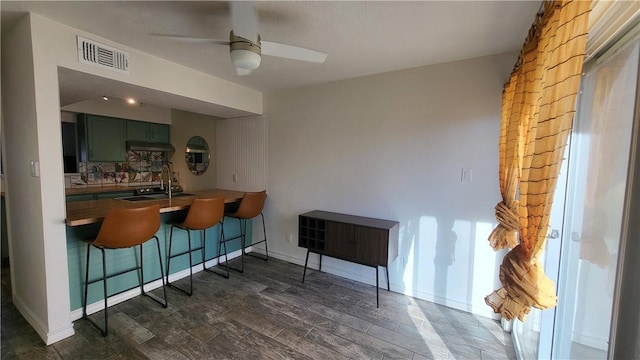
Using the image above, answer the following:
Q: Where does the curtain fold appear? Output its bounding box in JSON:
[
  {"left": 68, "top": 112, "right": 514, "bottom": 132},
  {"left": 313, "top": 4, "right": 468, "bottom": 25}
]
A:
[{"left": 485, "top": 0, "right": 591, "bottom": 321}]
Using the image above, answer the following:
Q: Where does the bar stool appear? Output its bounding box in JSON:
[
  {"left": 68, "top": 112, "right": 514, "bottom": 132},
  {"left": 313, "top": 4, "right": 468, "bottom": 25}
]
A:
[
  {"left": 82, "top": 204, "right": 167, "bottom": 336},
  {"left": 221, "top": 190, "right": 267, "bottom": 273},
  {"left": 166, "top": 197, "right": 227, "bottom": 296}
]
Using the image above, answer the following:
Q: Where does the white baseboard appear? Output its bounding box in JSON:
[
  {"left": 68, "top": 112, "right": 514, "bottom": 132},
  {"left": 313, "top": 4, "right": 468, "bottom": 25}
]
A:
[
  {"left": 70, "top": 249, "right": 243, "bottom": 321},
  {"left": 13, "top": 292, "right": 75, "bottom": 345}
]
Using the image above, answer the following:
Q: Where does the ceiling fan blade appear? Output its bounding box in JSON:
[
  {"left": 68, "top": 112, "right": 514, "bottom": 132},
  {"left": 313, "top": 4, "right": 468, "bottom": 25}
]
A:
[
  {"left": 261, "top": 41, "right": 328, "bottom": 63},
  {"left": 230, "top": 1, "right": 259, "bottom": 43},
  {"left": 235, "top": 67, "right": 253, "bottom": 76},
  {"left": 151, "top": 33, "right": 230, "bottom": 45}
]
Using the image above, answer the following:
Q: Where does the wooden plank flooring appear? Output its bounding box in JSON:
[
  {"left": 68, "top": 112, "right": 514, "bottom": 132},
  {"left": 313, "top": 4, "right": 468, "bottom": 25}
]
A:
[{"left": 1, "top": 255, "right": 516, "bottom": 359}]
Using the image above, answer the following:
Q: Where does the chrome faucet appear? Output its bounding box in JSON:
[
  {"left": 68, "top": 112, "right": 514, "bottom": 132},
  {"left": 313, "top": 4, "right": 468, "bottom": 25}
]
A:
[{"left": 160, "top": 164, "right": 172, "bottom": 199}]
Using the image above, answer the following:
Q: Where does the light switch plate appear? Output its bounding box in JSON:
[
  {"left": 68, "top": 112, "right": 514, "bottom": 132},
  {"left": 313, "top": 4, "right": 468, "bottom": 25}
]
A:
[
  {"left": 30, "top": 160, "right": 40, "bottom": 177},
  {"left": 461, "top": 168, "right": 472, "bottom": 182}
]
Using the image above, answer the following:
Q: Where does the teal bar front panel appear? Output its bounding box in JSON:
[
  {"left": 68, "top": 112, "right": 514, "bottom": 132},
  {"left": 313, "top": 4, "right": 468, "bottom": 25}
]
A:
[{"left": 66, "top": 211, "right": 252, "bottom": 311}]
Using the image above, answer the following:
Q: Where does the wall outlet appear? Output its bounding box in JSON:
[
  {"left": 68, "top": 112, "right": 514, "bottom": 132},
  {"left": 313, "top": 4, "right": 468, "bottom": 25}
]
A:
[
  {"left": 232, "top": 174, "right": 237, "bottom": 183},
  {"left": 287, "top": 233, "right": 294, "bottom": 243}
]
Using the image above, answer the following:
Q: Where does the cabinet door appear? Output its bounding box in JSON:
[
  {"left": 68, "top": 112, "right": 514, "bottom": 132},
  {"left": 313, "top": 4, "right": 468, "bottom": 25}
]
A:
[
  {"left": 126, "top": 120, "right": 149, "bottom": 142},
  {"left": 325, "top": 221, "right": 355, "bottom": 259},
  {"left": 127, "top": 121, "right": 170, "bottom": 143},
  {"left": 354, "top": 226, "right": 388, "bottom": 266},
  {"left": 86, "top": 116, "right": 126, "bottom": 161},
  {"left": 149, "top": 123, "right": 170, "bottom": 143}
]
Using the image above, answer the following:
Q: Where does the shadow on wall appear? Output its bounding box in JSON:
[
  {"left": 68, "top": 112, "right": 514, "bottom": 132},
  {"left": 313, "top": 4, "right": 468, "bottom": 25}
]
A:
[
  {"left": 434, "top": 216, "right": 457, "bottom": 301},
  {"left": 397, "top": 211, "right": 499, "bottom": 316}
]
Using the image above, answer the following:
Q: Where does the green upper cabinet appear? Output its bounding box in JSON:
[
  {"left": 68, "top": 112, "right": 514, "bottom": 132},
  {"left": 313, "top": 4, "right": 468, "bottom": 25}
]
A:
[
  {"left": 126, "top": 120, "right": 170, "bottom": 143},
  {"left": 77, "top": 114, "right": 127, "bottom": 162}
]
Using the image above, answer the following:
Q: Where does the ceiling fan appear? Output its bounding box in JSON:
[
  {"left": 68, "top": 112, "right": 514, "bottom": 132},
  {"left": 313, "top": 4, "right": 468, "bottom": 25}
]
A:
[{"left": 153, "top": 2, "right": 328, "bottom": 75}]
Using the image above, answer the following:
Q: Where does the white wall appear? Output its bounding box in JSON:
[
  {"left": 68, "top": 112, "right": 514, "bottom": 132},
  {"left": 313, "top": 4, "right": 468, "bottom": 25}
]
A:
[
  {"left": 1, "top": 15, "right": 71, "bottom": 343},
  {"left": 1, "top": 13, "right": 262, "bottom": 344},
  {"left": 264, "top": 52, "right": 515, "bottom": 316},
  {"left": 170, "top": 109, "right": 218, "bottom": 191}
]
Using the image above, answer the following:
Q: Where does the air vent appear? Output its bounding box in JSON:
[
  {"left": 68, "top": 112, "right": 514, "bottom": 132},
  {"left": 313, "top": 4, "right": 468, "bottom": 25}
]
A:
[{"left": 77, "top": 36, "right": 129, "bottom": 74}]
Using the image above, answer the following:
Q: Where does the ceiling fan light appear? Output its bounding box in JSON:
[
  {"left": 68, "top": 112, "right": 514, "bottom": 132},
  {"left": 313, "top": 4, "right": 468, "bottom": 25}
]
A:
[{"left": 230, "top": 49, "right": 261, "bottom": 70}]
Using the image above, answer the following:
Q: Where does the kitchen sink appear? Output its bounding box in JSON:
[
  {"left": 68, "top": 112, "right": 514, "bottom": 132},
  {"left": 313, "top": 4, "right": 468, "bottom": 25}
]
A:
[
  {"left": 119, "top": 193, "right": 193, "bottom": 202},
  {"left": 120, "top": 196, "right": 154, "bottom": 202}
]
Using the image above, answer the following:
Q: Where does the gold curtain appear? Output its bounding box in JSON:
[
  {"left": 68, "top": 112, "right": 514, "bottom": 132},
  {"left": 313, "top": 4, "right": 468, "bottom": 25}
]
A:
[{"left": 485, "top": 0, "right": 590, "bottom": 321}]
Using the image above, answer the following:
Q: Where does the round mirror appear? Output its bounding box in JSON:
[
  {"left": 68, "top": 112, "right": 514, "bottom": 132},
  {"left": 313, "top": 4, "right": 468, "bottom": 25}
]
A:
[{"left": 185, "top": 136, "right": 210, "bottom": 175}]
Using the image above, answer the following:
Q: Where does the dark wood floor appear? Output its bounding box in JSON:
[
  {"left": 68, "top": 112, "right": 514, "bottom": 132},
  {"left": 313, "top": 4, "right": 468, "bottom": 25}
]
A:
[{"left": 2, "top": 255, "right": 516, "bottom": 359}]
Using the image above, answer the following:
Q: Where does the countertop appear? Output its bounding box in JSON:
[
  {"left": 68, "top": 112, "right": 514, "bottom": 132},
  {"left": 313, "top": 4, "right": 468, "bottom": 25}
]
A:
[{"left": 66, "top": 189, "right": 245, "bottom": 226}]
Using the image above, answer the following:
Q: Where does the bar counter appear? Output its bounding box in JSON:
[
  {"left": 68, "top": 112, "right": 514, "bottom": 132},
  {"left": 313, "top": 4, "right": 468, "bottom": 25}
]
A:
[
  {"left": 65, "top": 188, "right": 251, "bottom": 313},
  {"left": 66, "top": 189, "right": 246, "bottom": 226}
]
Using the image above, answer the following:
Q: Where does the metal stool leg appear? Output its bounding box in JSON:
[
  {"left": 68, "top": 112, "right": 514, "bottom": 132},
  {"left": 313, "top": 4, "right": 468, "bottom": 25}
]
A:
[
  {"left": 100, "top": 248, "right": 108, "bottom": 335},
  {"left": 83, "top": 244, "right": 91, "bottom": 319},
  {"left": 230, "top": 218, "right": 245, "bottom": 273},
  {"left": 201, "top": 229, "right": 207, "bottom": 272},
  {"left": 207, "top": 221, "right": 230, "bottom": 278},
  {"left": 139, "top": 244, "right": 145, "bottom": 295},
  {"left": 83, "top": 245, "right": 109, "bottom": 336},
  {"left": 246, "top": 212, "right": 268, "bottom": 261},
  {"left": 167, "top": 226, "right": 196, "bottom": 296},
  {"left": 219, "top": 217, "right": 245, "bottom": 273},
  {"left": 152, "top": 236, "right": 168, "bottom": 308},
  {"left": 240, "top": 218, "right": 245, "bottom": 272},
  {"left": 141, "top": 237, "right": 169, "bottom": 307},
  {"left": 166, "top": 225, "right": 175, "bottom": 283}
]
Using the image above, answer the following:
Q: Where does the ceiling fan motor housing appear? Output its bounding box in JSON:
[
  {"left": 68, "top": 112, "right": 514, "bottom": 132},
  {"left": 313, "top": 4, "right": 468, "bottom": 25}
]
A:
[{"left": 230, "top": 31, "right": 261, "bottom": 70}]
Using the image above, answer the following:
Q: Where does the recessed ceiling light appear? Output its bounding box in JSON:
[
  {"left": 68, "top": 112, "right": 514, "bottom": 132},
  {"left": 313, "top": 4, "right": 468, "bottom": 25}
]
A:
[
  {"left": 126, "top": 98, "right": 136, "bottom": 105},
  {"left": 102, "top": 95, "right": 109, "bottom": 101}
]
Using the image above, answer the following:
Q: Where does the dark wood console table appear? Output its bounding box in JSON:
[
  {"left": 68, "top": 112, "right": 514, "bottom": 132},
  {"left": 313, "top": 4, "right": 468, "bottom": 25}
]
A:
[{"left": 298, "top": 210, "right": 399, "bottom": 307}]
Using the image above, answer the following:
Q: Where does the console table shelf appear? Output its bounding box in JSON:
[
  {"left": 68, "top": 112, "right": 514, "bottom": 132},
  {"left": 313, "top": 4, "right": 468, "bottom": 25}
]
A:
[{"left": 299, "top": 210, "right": 399, "bottom": 307}]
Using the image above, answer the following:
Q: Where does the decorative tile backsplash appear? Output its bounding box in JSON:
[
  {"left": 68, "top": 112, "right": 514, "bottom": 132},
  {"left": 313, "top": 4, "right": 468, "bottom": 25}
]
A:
[{"left": 65, "top": 150, "right": 179, "bottom": 189}]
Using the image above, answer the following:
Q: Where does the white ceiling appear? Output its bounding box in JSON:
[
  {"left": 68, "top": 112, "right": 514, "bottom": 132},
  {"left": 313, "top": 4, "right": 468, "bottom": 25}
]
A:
[{"left": 1, "top": 1, "right": 541, "bottom": 118}]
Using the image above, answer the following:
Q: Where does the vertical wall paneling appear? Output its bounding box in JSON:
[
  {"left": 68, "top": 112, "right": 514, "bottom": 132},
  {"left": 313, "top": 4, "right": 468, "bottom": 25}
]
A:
[{"left": 216, "top": 115, "right": 267, "bottom": 192}]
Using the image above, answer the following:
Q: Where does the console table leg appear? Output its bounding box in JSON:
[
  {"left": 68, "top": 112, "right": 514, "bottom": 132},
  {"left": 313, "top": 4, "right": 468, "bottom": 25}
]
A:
[
  {"left": 376, "top": 266, "right": 380, "bottom": 308},
  {"left": 319, "top": 254, "right": 322, "bottom": 272},
  {"left": 302, "top": 249, "right": 310, "bottom": 283},
  {"left": 386, "top": 266, "right": 390, "bottom": 291}
]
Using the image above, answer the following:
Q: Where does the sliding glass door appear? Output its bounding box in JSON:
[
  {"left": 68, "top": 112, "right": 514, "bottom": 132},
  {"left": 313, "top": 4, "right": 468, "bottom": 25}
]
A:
[{"left": 552, "top": 31, "right": 639, "bottom": 359}]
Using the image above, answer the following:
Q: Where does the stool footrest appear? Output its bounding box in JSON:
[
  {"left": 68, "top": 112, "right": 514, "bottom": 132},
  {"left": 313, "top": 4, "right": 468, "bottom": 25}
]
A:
[
  {"left": 86, "top": 265, "right": 141, "bottom": 286},
  {"left": 167, "top": 246, "right": 204, "bottom": 260}
]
